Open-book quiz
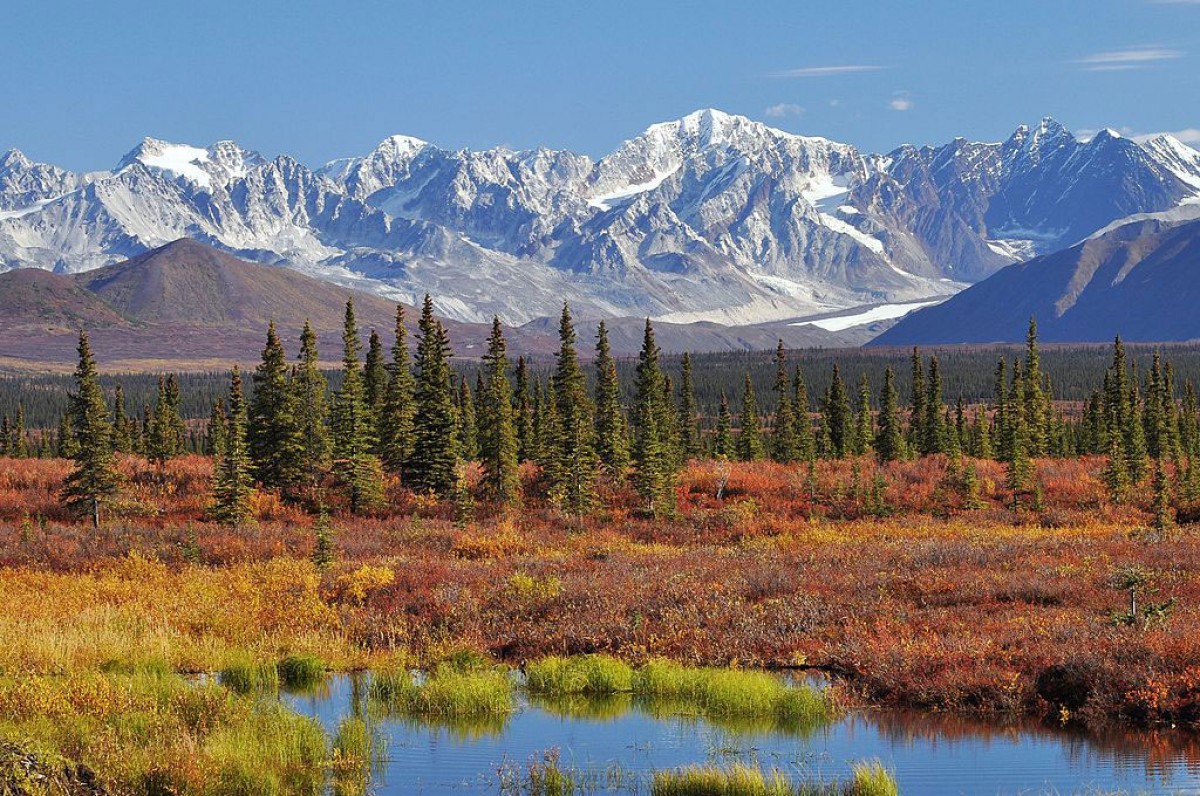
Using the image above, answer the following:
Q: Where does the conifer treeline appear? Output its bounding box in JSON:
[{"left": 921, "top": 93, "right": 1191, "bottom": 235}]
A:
[{"left": 29, "top": 308, "right": 1200, "bottom": 524}]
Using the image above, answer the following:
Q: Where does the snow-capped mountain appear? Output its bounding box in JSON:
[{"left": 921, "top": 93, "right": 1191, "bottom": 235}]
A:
[{"left": 1, "top": 111, "right": 1198, "bottom": 326}]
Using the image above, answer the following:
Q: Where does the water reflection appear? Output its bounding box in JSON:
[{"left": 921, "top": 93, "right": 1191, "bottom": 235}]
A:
[{"left": 283, "top": 674, "right": 1200, "bottom": 795}]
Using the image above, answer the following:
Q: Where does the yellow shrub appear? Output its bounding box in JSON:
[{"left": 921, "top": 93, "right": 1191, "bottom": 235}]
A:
[{"left": 334, "top": 565, "right": 395, "bottom": 604}]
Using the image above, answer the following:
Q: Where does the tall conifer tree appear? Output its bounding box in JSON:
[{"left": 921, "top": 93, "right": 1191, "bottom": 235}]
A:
[
  {"left": 362, "top": 329, "right": 388, "bottom": 455},
  {"left": 514, "top": 356, "right": 535, "bottom": 463},
  {"left": 737, "top": 373, "right": 765, "bottom": 461},
  {"left": 294, "top": 321, "right": 331, "bottom": 483},
  {"left": 771, "top": 342, "right": 798, "bottom": 463},
  {"left": 331, "top": 299, "right": 383, "bottom": 512},
  {"left": 379, "top": 306, "right": 416, "bottom": 473},
  {"left": 631, "top": 319, "right": 676, "bottom": 516},
  {"left": 478, "top": 317, "right": 520, "bottom": 504},
  {"left": 876, "top": 367, "right": 904, "bottom": 463},
  {"left": 111, "top": 386, "right": 132, "bottom": 454},
  {"left": 248, "top": 321, "right": 304, "bottom": 492},
  {"left": 546, "top": 302, "right": 598, "bottom": 515},
  {"left": 212, "top": 367, "right": 253, "bottom": 526},
  {"left": 714, "top": 393, "right": 733, "bottom": 459},
  {"left": 853, "top": 373, "right": 873, "bottom": 456},
  {"left": 406, "top": 295, "right": 459, "bottom": 496},
  {"left": 593, "top": 320, "right": 629, "bottom": 476},
  {"left": 62, "top": 331, "right": 120, "bottom": 527}
]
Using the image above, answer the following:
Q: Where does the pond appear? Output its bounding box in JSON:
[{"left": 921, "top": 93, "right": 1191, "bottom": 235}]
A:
[{"left": 284, "top": 673, "right": 1200, "bottom": 795}]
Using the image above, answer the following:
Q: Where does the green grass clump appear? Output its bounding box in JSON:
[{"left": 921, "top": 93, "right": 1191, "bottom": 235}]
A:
[
  {"left": 632, "top": 659, "right": 833, "bottom": 730},
  {"left": 524, "top": 655, "right": 633, "bottom": 695},
  {"left": 218, "top": 655, "right": 280, "bottom": 695},
  {"left": 369, "top": 667, "right": 513, "bottom": 717},
  {"left": 849, "top": 761, "right": 898, "bottom": 796},
  {"left": 201, "top": 701, "right": 327, "bottom": 796},
  {"left": 651, "top": 764, "right": 793, "bottom": 796},
  {"left": 277, "top": 654, "right": 327, "bottom": 691},
  {"left": 0, "top": 670, "right": 332, "bottom": 795}
]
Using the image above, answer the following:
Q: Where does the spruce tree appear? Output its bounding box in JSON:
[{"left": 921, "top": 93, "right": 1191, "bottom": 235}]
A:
[
  {"left": 534, "top": 378, "right": 559, "bottom": 470},
  {"left": 1144, "top": 352, "right": 1166, "bottom": 460},
  {"left": 363, "top": 328, "right": 388, "bottom": 440},
  {"left": 406, "top": 295, "right": 459, "bottom": 496},
  {"left": 737, "top": 373, "right": 765, "bottom": 461},
  {"left": 56, "top": 410, "right": 79, "bottom": 459},
  {"left": 660, "top": 374, "right": 682, "bottom": 470},
  {"left": 876, "top": 366, "right": 904, "bottom": 463},
  {"left": 111, "top": 386, "right": 132, "bottom": 454},
  {"left": 206, "top": 400, "right": 227, "bottom": 458},
  {"left": 792, "top": 366, "right": 814, "bottom": 462},
  {"left": 1182, "top": 381, "right": 1199, "bottom": 462},
  {"left": 908, "top": 348, "right": 926, "bottom": 453},
  {"left": 1126, "top": 381, "right": 1148, "bottom": 486},
  {"left": 0, "top": 416, "right": 11, "bottom": 457},
  {"left": 1005, "top": 361, "right": 1035, "bottom": 508},
  {"left": 1152, "top": 457, "right": 1174, "bottom": 530},
  {"left": 478, "top": 317, "right": 520, "bottom": 504},
  {"left": 211, "top": 367, "right": 253, "bottom": 527},
  {"left": 379, "top": 305, "right": 416, "bottom": 473},
  {"left": 248, "top": 321, "right": 304, "bottom": 493},
  {"left": 821, "top": 364, "right": 852, "bottom": 458},
  {"left": 954, "top": 395, "right": 969, "bottom": 454},
  {"left": 714, "top": 392, "right": 733, "bottom": 459},
  {"left": 677, "top": 352, "right": 701, "bottom": 460},
  {"left": 294, "top": 321, "right": 332, "bottom": 483},
  {"left": 61, "top": 331, "right": 120, "bottom": 527},
  {"left": 853, "top": 373, "right": 873, "bottom": 456},
  {"left": 593, "top": 320, "right": 630, "bottom": 476},
  {"left": 455, "top": 378, "right": 478, "bottom": 460},
  {"left": 973, "top": 406, "right": 992, "bottom": 460},
  {"left": 771, "top": 342, "right": 798, "bottom": 463},
  {"left": 993, "top": 359, "right": 1010, "bottom": 462},
  {"left": 1024, "top": 317, "right": 1049, "bottom": 455},
  {"left": 546, "top": 302, "right": 598, "bottom": 515},
  {"left": 149, "top": 376, "right": 185, "bottom": 463},
  {"left": 923, "top": 356, "right": 946, "bottom": 456},
  {"left": 1163, "top": 362, "right": 1181, "bottom": 465},
  {"left": 13, "top": 404, "right": 28, "bottom": 458},
  {"left": 631, "top": 319, "right": 676, "bottom": 516},
  {"left": 514, "top": 357, "right": 535, "bottom": 463},
  {"left": 330, "top": 299, "right": 384, "bottom": 513},
  {"left": 311, "top": 511, "right": 336, "bottom": 571}
]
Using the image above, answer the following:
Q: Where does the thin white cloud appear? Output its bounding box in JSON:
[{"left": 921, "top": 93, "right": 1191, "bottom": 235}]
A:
[
  {"left": 888, "top": 92, "right": 914, "bottom": 112},
  {"left": 1072, "top": 45, "right": 1183, "bottom": 71},
  {"left": 769, "top": 65, "right": 885, "bottom": 78},
  {"left": 764, "top": 103, "right": 804, "bottom": 118}
]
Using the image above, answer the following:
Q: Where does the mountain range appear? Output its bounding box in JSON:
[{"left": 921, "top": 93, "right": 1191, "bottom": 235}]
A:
[
  {"left": 3, "top": 110, "right": 1199, "bottom": 330},
  {"left": 0, "top": 239, "right": 876, "bottom": 370}
]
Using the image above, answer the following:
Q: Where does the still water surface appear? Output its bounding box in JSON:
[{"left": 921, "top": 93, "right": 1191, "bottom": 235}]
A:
[{"left": 284, "top": 674, "right": 1200, "bottom": 795}]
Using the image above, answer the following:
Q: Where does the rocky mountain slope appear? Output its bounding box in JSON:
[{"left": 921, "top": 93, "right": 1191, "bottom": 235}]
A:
[
  {"left": 0, "top": 240, "right": 874, "bottom": 370},
  {"left": 871, "top": 216, "right": 1200, "bottom": 345}
]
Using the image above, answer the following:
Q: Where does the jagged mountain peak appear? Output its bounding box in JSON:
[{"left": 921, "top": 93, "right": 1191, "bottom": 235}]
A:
[
  {"left": 115, "top": 137, "right": 266, "bottom": 189},
  {"left": 0, "top": 149, "right": 33, "bottom": 171}
]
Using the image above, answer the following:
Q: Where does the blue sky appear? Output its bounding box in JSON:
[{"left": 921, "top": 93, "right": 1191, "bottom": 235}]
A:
[{"left": 3, "top": 0, "right": 1198, "bottom": 170}]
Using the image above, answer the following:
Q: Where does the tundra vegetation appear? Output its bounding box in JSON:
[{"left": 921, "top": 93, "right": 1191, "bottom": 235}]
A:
[{"left": 0, "top": 304, "right": 1199, "bottom": 791}]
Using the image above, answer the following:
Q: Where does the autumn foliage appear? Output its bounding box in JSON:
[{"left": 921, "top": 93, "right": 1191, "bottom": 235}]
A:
[{"left": 0, "top": 453, "right": 1198, "bottom": 731}]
